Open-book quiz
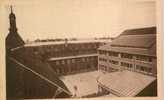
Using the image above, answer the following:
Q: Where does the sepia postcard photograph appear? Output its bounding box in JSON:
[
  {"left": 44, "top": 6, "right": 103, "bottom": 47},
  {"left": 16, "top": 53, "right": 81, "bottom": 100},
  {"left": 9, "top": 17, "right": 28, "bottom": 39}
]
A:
[{"left": 0, "top": 0, "right": 163, "bottom": 100}]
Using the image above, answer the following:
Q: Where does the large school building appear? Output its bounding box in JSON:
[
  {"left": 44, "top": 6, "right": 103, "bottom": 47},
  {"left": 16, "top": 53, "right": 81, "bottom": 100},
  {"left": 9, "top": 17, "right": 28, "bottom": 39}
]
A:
[
  {"left": 98, "top": 27, "right": 157, "bottom": 76},
  {"left": 5, "top": 6, "right": 157, "bottom": 99},
  {"left": 24, "top": 40, "right": 106, "bottom": 76},
  {"left": 97, "top": 27, "right": 157, "bottom": 97}
]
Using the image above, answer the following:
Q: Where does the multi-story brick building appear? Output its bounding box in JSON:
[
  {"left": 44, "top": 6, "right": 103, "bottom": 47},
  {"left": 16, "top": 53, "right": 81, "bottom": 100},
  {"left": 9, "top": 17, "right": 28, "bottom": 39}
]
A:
[
  {"left": 24, "top": 39, "right": 107, "bottom": 76},
  {"left": 97, "top": 27, "right": 157, "bottom": 97},
  {"left": 98, "top": 27, "right": 157, "bottom": 76}
]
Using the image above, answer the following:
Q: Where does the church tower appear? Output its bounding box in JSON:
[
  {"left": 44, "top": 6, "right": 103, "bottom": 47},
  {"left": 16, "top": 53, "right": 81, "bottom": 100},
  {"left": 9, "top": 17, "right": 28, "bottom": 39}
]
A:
[{"left": 6, "top": 6, "right": 25, "bottom": 52}]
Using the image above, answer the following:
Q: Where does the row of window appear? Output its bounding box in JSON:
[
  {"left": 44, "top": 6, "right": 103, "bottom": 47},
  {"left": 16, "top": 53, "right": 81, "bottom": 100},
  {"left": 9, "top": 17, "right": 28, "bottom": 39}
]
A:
[
  {"left": 99, "top": 58, "right": 107, "bottom": 62},
  {"left": 136, "top": 65, "right": 152, "bottom": 73},
  {"left": 52, "top": 57, "right": 96, "bottom": 65},
  {"left": 99, "top": 62, "right": 153, "bottom": 74},
  {"left": 121, "top": 62, "right": 153, "bottom": 73},
  {"left": 99, "top": 58, "right": 119, "bottom": 65},
  {"left": 99, "top": 57, "right": 153, "bottom": 73},
  {"left": 99, "top": 58, "right": 131, "bottom": 66},
  {"left": 33, "top": 48, "right": 98, "bottom": 58},
  {"left": 136, "top": 55, "right": 152, "bottom": 62},
  {"left": 121, "top": 62, "right": 133, "bottom": 68},
  {"left": 108, "top": 52, "right": 119, "bottom": 57},
  {"left": 99, "top": 50, "right": 119, "bottom": 57},
  {"left": 99, "top": 64, "right": 117, "bottom": 72},
  {"left": 44, "top": 50, "right": 97, "bottom": 57},
  {"left": 99, "top": 64, "right": 107, "bottom": 69},
  {"left": 99, "top": 50, "right": 153, "bottom": 62},
  {"left": 54, "top": 63, "right": 97, "bottom": 75},
  {"left": 32, "top": 43, "right": 99, "bottom": 52},
  {"left": 109, "top": 59, "right": 119, "bottom": 65},
  {"left": 121, "top": 53, "right": 133, "bottom": 59}
]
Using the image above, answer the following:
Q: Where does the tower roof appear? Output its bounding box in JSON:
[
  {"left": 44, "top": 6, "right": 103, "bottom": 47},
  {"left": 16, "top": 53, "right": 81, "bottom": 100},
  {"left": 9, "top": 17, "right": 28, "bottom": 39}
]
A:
[
  {"left": 10, "top": 5, "right": 13, "bottom": 13},
  {"left": 6, "top": 6, "right": 25, "bottom": 50},
  {"left": 9, "top": 5, "right": 16, "bottom": 18}
]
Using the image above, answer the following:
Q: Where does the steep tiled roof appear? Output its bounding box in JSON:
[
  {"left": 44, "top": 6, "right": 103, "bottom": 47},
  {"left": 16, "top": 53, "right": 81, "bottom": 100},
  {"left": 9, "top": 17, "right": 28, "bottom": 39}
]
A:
[
  {"left": 6, "top": 32, "right": 25, "bottom": 50},
  {"left": 111, "top": 34, "right": 156, "bottom": 48},
  {"left": 99, "top": 27, "right": 156, "bottom": 57},
  {"left": 120, "top": 27, "right": 156, "bottom": 35},
  {"left": 11, "top": 47, "right": 72, "bottom": 96},
  {"left": 99, "top": 43, "right": 156, "bottom": 57}
]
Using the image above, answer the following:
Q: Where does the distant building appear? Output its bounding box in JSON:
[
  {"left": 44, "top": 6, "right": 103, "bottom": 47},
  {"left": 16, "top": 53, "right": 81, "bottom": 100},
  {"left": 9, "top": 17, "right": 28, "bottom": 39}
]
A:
[
  {"left": 6, "top": 6, "right": 71, "bottom": 99},
  {"left": 24, "top": 39, "right": 108, "bottom": 76}
]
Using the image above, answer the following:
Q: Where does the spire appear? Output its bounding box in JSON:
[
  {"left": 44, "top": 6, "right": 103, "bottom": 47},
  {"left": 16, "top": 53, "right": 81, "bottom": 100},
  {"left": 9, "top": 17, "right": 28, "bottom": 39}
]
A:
[
  {"left": 9, "top": 5, "right": 17, "bottom": 33},
  {"left": 10, "top": 5, "right": 13, "bottom": 13}
]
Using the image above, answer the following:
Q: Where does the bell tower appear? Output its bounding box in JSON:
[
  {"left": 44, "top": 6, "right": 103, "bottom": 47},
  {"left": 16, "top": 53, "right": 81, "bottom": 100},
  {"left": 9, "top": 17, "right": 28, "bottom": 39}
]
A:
[{"left": 6, "top": 5, "right": 25, "bottom": 51}]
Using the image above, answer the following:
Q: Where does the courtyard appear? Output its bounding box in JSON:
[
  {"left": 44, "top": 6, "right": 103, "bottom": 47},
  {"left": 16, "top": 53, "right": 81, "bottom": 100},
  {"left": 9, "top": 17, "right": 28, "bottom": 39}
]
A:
[
  {"left": 60, "top": 70, "right": 156, "bottom": 98},
  {"left": 60, "top": 71, "right": 104, "bottom": 97}
]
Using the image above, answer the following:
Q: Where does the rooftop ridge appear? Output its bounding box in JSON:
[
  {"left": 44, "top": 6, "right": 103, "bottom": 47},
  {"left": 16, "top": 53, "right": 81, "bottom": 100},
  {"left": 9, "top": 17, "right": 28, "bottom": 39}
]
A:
[{"left": 121, "top": 27, "right": 156, "bottom": 36}]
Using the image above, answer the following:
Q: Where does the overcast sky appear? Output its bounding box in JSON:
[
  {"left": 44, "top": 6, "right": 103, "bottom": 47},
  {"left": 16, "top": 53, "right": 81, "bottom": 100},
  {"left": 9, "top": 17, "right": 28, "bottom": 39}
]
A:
[{"left": 0, "top": 0, "right": 156, "bottom": 41}]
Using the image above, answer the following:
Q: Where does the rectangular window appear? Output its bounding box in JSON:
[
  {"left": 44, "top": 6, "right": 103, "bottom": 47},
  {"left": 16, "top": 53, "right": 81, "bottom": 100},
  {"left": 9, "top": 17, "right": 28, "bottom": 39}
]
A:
[
  {"left": 147, "top": 68, "right": 152, "bottom": 73},
  {"left": 67, "top": 59, "right": 71, "bottom": 64},
  {"left": 98, "top": 50, "right": 107, "bottom": 55},
  {"left": 89, "top": 57, "right": 94, "bottom": 61},
  {"left": 82, "top": 58, "right": 85, "bottom": 62},
  {"left": 109, "top": 59, "right": 119, "bottom": 65},
  {"left": 140, "top": 66, "right": 145, "bottom": 71},
  {"left": 121, "top": 62, "right": 133, "bottom": 68},
  {"left": 99, "top": 50, "right": 103, "bottom": 54},
  {"left": 93, "top": 44, "right": 97, "bottom": 48},
  {"left": 54, "top": 45, "right": 59, "bottom": 51},
  {"left": 99, "top": 64, "right": 107, "bottom": 71},
  {"left": 108, "top": 51, "right": 119, "bottom": 57},
  {"left": 99, "top": 58, "right": 107, "bottom": 62},
  {"left": 136, "top": 65, "right": 152, "bottom": 73},
  {"left": 86, "top": 58, "right": 89, "bottom": 62},
  {"left": 62, "top": 60, "right": 65, "bottom": 64},
  {"left": 121, "top": 53, "right": 133, "bottom": 59},
  {"left": 136, "top": 65, "right": 140, "bottom": 70},
  {"left": 136, "top": 55, "right": 152, "bottom": 62},
  {"left": 55, "top": 60, "right": 60, "bottom": 65},
  {"left": 149, "top": 58, "right": 152, "bottom": 62},
  {"left": 71, "top": 59, "right": 75, "bottom": 63}
]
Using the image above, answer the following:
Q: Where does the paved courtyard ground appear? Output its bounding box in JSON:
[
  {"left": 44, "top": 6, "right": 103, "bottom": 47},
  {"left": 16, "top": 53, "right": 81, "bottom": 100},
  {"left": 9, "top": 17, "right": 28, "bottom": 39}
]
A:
[{"left": 60, "top": 71, "right": 104, "bottom": 97}]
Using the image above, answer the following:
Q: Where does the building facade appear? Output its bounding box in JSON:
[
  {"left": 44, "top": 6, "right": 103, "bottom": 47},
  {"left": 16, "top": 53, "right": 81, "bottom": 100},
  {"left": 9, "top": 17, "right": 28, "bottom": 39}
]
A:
[
  {"left": 24, "top": 41, "right": 105, "bottom": 76},
  {"left": 98, "top": 27, "right": 157, "bottom": 76},
  {"left": 97, "top": 27, "right": 157, "bottom": 97}
]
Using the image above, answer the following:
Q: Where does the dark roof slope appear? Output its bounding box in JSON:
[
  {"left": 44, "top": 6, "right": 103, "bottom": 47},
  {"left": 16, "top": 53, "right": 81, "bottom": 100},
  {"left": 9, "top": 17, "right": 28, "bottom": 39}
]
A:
[
  {"left": 111, "top": 34, "right": 156, "bottom": 48},
  {"left": 99, "top": 27, "right": 156, "bottom": 57},
  {"left": 99, "top": 43, "right": 156, "bottom": 57},
  {"left": 6, "top": 32, "right": 25, "bottom": 50},
  {"left": 9, "top": 47, "right": 71, "bottom": 97},
  {"left": 121, "top": 27, "right": 156, "bottom": 35}
]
